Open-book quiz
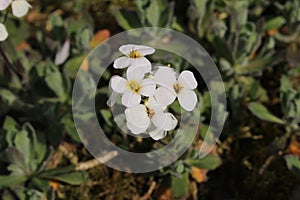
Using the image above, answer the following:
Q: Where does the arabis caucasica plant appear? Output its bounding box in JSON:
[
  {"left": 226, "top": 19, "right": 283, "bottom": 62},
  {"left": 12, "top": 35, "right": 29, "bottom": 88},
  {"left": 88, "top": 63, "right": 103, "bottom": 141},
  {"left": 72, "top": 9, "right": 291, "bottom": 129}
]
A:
[
  {"left": 0, "top": 0, "right": 31, "bottom": 41},
  {"left": 0, "top": 23, "right": 8, "bottom": 41},
  {"left": 109, "top": 44, "right": 198, "bottom": 140},
  {"left": 110, "top": 67, "right": 156, "bottom": 107},
  {"left": 113, "top": 44, "right": 155, "bottom": 73}
]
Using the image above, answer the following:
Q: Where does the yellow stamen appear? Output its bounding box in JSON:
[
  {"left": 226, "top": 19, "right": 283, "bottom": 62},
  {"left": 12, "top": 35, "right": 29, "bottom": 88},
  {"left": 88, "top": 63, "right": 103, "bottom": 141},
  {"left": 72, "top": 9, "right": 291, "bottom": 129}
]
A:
[
  {"left": 173, "top": 82, "right": 184, "bottom": 94},
  {"left": 126, "top": 80, "right": 141, "bottom": 93},
  {"left": 146, "top": 107, "right": 155, "bottom": 118},
  {"left": 128, "top": 50, "right": 142, "bottom": 58}
]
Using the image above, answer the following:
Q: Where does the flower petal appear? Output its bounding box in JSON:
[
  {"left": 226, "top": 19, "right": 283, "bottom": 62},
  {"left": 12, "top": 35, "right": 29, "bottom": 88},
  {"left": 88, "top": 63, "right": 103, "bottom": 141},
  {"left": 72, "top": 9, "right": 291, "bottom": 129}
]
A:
[
  {"left": 130, "top": 57, "right": 151, "bottom": 72},
  {"left": 12, "top": 0, "right": 31, "bottom": 18},
  {"left": 106, "top": 91, "right": 118, "bottom": 107},
  {"left": 110, "top": 75, "right": 126, "bottom": 93},
  {"left": 178, "top": 89, "right": 197, "bottom": 111},
  {"left": 151, "top": 112, "right": 177, "bottom": 131},
  {"left": 121, "top": 90, "right": 141, "bottom": 107},
  {"left": 178, "top": 70, "right": 197, "bottom": 89},
  {"left": 119, "top": 44, "right": 155, "bottom": 56},
  {"left": 162, "top": 113, "right": 178, "bottom": 131},
  {"left": 0, "top": 0, "right": 11, "bottom": 10},
  {"left": 154, "top": 67, "right": 176, "bottom": 90},
  {"left": 113, "top": 56, "right": 131, "bottom": 69},
  {"left": 0, "top": 23, "right": 8, "bottom": 41},
  {"left": 125, "top": 105, "right": 150, "bottom": 134},
  {"left": 54, "top": 39, "right": 70, "bottom": 65},
  {"left": 149, "top": 129, "right": 167, "bottom": 140},
  {"left": 126, "top": 66, "right": 145, "bottom": 81},
  {"left": 140, "top": 79, "right": 156, "bottom": 97},
  {"left": 127, "top": 121, "right": 148, "bottom": 134},
  {"left": 147, "top": 96, "right": 162, "bottom": 109},
  {"left": 154, "top": 87, "right": 176, "bottom": 109},
  {"left": 151, "top": 112, "right": 168, "bottom": 130}
]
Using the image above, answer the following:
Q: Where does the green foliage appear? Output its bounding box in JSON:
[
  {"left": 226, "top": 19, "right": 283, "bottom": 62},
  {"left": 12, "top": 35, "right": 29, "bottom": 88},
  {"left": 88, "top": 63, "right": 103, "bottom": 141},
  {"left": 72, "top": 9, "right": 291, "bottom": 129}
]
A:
[
  {"left": 248, "top": 102, "right": 284, "bottom": 124},
  {"left": 186, "top": 155, "right": 222, "bottom": 170},
  {"left": 0, "top": 0, "right": 300, "bottom": 199},
  {"left": 171, "top": 172, "right": 189, "bottom": 198},
  {"left": 113, "top": 0, "right": 176, "bottom": 29},
  {"left": 284, "top": 155, "right": 300, "bottom": 177}
]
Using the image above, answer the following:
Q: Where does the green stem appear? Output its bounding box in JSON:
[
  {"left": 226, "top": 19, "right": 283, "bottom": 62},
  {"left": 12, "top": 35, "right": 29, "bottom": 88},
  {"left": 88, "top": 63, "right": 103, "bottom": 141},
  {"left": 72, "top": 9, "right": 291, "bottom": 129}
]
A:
[
  {"left": 0, "top": 44, "right": 21, "bottom": 76},
  {"left": 2, "top": 10, "right": 9, "bottom": 24}
]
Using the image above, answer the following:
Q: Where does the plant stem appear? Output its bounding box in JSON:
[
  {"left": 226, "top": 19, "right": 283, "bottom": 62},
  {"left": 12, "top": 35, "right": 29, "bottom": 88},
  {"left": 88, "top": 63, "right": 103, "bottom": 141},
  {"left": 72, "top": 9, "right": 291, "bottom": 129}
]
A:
[
  {"left": 2, "top": 10, "right": 9, "bottom": 24},
  {"left": 0, "top": 44, "right": 21, "bottom": 76}
]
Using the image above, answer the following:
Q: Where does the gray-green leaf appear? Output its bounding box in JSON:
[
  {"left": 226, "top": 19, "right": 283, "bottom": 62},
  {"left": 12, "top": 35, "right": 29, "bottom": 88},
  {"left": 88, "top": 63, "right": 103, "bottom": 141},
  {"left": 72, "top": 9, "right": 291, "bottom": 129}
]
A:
[{"left": 248, "top": 102, "right": 284, "bottom": 124}]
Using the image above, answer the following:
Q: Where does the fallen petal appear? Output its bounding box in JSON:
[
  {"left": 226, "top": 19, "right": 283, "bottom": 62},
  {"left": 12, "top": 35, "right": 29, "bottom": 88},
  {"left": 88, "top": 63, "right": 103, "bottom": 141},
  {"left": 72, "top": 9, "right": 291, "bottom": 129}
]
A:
[{"left": 54, "top": 39, "right": 70, "bottom": 65}]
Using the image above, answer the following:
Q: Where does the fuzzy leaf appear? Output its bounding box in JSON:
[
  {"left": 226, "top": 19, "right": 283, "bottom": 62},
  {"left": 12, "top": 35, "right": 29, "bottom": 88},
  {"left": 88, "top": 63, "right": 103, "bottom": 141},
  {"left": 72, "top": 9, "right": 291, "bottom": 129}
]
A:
[
  {"left": 186, "top": 155, "right": 222, "bottom": 170},
  {"left": 248, "top": 102, "right": 284, "bottom": 124},
  {"left": 171, "top": 172, "right": 189, "bottom": 198},
  {"left": 284, "top": 155, "right": 300, "bottom": 177},
  {"left": 0, "top": 175, "right": 27, "bottom": 188}
]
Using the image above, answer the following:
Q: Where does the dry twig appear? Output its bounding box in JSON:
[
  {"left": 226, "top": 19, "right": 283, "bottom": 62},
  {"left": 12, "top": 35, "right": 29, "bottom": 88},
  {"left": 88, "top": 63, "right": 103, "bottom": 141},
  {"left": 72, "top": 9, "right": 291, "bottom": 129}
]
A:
[{"left": 75, "top": 151, "right": 118, "bottom": 171}]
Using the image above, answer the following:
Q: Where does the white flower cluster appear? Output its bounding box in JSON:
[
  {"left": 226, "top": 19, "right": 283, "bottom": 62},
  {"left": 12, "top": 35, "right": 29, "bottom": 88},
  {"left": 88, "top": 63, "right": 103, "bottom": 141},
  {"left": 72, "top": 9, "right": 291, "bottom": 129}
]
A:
[
  {"left": 0, "top": 0, "right": 31, "bottom": 41},
  {"left": 109, "top": 44, "right": 198, "bottom": 140}
]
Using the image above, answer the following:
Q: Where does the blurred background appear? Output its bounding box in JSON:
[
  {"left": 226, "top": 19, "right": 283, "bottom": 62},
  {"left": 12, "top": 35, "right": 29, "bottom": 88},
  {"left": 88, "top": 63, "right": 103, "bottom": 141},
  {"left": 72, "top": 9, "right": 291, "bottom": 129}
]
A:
[{"left": 0, "top": 0, "right": 300, "bottom": 199}]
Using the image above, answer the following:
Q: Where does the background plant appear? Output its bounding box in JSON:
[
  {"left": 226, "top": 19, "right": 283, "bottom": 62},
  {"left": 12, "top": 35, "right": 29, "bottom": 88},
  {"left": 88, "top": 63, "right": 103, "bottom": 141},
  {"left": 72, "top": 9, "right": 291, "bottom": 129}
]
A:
[{"left": 0, "top": 0, "right": 299, "bottom": 199}]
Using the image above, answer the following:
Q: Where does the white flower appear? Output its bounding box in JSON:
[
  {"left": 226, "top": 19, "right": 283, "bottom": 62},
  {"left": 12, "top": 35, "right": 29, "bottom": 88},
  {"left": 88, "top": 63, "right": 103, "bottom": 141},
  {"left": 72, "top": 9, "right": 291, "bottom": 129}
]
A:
[
  {"left": 113, "top": 44, "right": 155, "bottom": 73},
  {"left": 12, "top": 0, "right": 31, "bottom": 17},
  {"left": 0, "top": 23, "right": 8, "bottom": 41},
  {"left": 125, "top": 97, "right": 178, "bottom": 140},
  {"left": 110, "top": 67, "right": 156, "bottom": 108},
  {"left": 0, "top": 0, "right": 31, "bottom": 18},
  {"left": 154, "top": 67, "right": 198, "bottom": 111},
  {"left": 0, "top": 0, "right": 11, "bottom": 10}
]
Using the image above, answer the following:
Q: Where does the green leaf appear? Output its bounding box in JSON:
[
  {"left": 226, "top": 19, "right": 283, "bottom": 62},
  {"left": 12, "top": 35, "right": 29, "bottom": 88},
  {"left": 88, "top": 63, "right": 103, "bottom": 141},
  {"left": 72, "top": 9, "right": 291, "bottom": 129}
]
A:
[
  {"left": 76, "top": 27, "right": 93, "bottom": 51},
  {"left": 192, "top": 0, "right": 207, "bottom": 26},
  {"left": 39, "top": 168, "right": 89, "bottom": 185},
  {"left": 22, "top": 123, "right": 47, "bottom": 171},
  {"left": 61, "top": 115, "right": 81, "bottom": 143},
  {"left": 186, "top": 155, "right": 222, "bottom": 170},
  {"left": 0, "top": 89, "right": 17, "bottom": 105},
  {"left": 39, "top": 166, "right": 75, "bottom": 177},
  {"left": 0, "top": 175, "right": 27, "bottom": 188},
  {"left": 212, "top": 37, "right": 234, "bottom": 65},
  {"left": 146, "top": 0, "right": 161, "bottom": 26},
  {"left": 25, "top": 189, "right": 44, "bottom": 200},
  {"left": 3, "top": 116, "right": 18, "bottom": 132},
  {"left": 235, "top": 57, "right": 275, "bottom": 74},
  {"left": 48, "top": 14, "right": 64, "bottom": 27},
  {"left": 171, "top": 172, "right": 189, "bottom": 198},
  {"left": 64, "top": 55, "right": 86, "bottom": 77},
  {"left": 113, "top": 9, "right": 142, "bottom": 30},
  {"left": 284, "top": 155, "right": 300, "bottom": 177},
  {"left": 14, "top": 130, "right": 30, "bottom": 165},
  {"left": 264, "top": 17, "right": 286, "bottom": 30},
  {"left": 44, "top": 63, "right": 67, "bottom": 101},
  {"left": 1, "top": 187, "right": 25, "bottom": 200},
  {"left": 100, "top": 109, "right": 112, "bottom": 126},
  {"left": 49, "top": 171, "right": 88, "bottom": 185},
  {"left": 248, "top": 102, "right": 284, "bottom": 124},
  {"left": 4, "top": 147, "right": 27, "bottom": 173},
  {"left": 280, "top": 76, "right": 292, "bottom": 93}
]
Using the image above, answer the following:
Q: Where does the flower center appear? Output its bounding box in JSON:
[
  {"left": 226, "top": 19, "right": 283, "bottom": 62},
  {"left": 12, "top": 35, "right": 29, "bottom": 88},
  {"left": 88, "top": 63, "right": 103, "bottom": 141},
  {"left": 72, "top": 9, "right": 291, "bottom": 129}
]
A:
[
  {"left": 127, "top": 80, "right": 141, "bottom": 93},
  {"left": 146, "top": 107, "right": 155, "bottom": 118},
  {"left": 173, "top": 82, "right": 184, "bottom": 94},
  {"left": 128, "top": 50, "right": 142, "bottom": 58}
]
